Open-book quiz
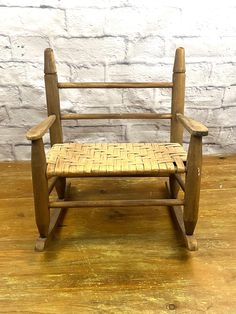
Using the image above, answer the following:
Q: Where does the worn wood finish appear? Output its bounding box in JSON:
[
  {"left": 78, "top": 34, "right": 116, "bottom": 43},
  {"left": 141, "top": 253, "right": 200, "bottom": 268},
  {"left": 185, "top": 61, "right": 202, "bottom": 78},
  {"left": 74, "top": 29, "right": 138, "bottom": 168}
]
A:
[
  {"left": 49, "top": 198, "right": 184, "bottom": 208},
  {"left": 61, "top": 113, "right": 172, "bottom": 120},
  {"left": 176, "top": 113, "right": 208, "bottom": 137},
  {"left": 55, "top": 177, "right": 66, "bottom": 199},
  {"left": 166, "top": 182, "right": 197, "bottom": 251},
  {"left": 26, "top": 115, "right": 56, "bottom": 140},
  {"left": 44, "top": 48, "right": 63, "bottom": 145},
  {"left": 58, "top": 82, "right": 173, "bottom": 89},
  {"left": 48, "top": 176, "right": 58, "bottom": 194},
  {"left": 35, "top": 182, "right": 71, "bottom": 252},
  {"left": 31, "top": 139, "right": 49, "bottom": 237},
  {"left": 0, "top": 156, "right": 236, "bottom": 312},
  {"left": 169, "top": 174, "right": 180, "bottom": 198},
  {"left": 170, "top": 47, "right": 185, "bottom": 144},
  {"left": 174, "top": 173, "right": 185, "bottom": 192},
  {"left": 184, "top": 135, "right": 202, "bottom": 235}
]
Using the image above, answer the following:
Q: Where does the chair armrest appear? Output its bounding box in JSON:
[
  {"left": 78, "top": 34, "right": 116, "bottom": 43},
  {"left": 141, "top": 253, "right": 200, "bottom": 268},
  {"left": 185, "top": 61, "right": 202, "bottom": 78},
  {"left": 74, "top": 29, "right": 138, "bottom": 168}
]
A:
[
  {"left": 176, "top": 113, "right": 208, "bottom": 137},
  {"left": 26, "top": 115, "right": 56, "bottom": 140}
]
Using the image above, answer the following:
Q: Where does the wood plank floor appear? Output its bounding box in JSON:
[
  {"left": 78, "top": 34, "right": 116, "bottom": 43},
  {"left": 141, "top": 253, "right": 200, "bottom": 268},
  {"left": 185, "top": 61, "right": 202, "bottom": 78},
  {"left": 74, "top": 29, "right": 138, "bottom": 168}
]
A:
[{"left": 0, "top": 155, "right": 235, "bottom": 313}]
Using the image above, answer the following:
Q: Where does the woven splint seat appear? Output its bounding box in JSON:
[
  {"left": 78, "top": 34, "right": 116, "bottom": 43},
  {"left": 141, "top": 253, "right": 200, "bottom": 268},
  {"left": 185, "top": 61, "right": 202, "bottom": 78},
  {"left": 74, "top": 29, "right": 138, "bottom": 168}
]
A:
[{"left": 46, "top": 143, "right": 187, "bottom": 177}]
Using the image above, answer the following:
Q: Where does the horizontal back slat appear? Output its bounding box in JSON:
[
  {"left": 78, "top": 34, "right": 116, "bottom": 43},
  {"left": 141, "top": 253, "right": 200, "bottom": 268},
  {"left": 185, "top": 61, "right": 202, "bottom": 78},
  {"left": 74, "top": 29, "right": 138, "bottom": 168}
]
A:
[
  {"left": 60, "top": 113, "right": 172, "bottom": 120},
  {"left": 58, "top": 82, "right": 173, "bottom": 89}
]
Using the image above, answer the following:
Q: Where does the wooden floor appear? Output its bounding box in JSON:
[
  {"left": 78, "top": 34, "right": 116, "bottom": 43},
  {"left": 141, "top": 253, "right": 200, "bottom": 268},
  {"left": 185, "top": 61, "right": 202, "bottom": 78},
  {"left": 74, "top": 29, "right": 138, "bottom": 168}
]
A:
[{"left": 0, "top": 156, "right": 236, "bottom": 313}]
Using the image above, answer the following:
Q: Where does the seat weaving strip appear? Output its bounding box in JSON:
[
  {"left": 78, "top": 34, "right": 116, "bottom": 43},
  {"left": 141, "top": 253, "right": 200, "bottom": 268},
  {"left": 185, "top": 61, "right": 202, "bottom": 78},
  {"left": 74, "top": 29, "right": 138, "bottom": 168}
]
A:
[{"left": 46, "top": 143, "right": 187, "bottom": 177}]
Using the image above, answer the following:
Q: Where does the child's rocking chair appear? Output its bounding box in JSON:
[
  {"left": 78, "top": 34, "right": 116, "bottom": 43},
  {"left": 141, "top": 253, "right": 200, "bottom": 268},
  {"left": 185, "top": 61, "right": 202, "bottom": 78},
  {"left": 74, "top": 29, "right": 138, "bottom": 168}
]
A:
[{"left": 26, "top": 47, "right": 208, "bottom": 252}]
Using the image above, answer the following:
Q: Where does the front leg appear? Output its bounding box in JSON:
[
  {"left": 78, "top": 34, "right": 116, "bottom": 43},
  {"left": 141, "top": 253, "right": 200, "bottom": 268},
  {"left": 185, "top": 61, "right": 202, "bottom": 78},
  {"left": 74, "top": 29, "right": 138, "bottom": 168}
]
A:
[
  {"left": 184, "top": 135, "right": 202, "bottom": 235},
  {"left": 31, "top": 139, "right": 50, "bottom": 238}
]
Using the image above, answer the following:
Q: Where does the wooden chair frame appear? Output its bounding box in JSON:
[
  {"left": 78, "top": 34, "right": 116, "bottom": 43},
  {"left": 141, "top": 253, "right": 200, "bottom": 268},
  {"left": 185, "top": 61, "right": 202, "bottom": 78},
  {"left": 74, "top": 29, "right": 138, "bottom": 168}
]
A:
[{"left": 26, "top": 47, "right": 208, "bottom": 252}]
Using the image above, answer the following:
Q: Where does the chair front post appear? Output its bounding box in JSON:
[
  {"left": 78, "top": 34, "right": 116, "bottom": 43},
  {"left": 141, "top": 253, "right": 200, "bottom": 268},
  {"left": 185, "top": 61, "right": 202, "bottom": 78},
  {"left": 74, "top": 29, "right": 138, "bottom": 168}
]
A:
[
  {"left": 31, "top": 139, "right": 50, "bottom": 238},
  {"left": 44, "top": 48, "right": 63, "bottom": 145},
  {"left": 184, "top": 135, "right": 202, "bottom": 235},
  {"left": 170, "top": 47, "right": 186, "bottom": 144}
]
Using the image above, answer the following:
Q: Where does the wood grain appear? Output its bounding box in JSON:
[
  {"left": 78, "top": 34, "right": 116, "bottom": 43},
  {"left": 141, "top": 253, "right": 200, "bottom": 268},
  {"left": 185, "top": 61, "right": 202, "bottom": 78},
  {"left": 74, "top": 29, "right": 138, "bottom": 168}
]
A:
[
  {"left": 176, "top": 113, "right": 208, "bottom": 137},
  {"left": 58, "top": 82, "right": 173, "bottom": 89},
  {"left": 49, "top": 198, "right": 184, "bottom": 208},
  {"left": 184, "top": 135, "right": 202, "bottom": 235},
  {"left": 31, "top": 139, "right": 49, "bottom": 237},
  {"left": 61, "top": 113, "right": 172, "bottom": 120},
  {"left": 170, "top": 47, "right": 185, "bottom": 144},
  {"left": 44, "top": 48, "right": 63, "bottom": 145},
  {"left": 0, "top": 155, "right": 236, "bottom": 312},
  {"left": 26, "top": 115, "right": 56, "bottom": 140}
]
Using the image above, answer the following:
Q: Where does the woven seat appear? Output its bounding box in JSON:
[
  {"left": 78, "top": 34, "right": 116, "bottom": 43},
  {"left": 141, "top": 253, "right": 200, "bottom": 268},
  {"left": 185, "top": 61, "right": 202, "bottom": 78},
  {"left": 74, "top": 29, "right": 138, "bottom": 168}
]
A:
[{"left": 46, "top": 143, "right": 187, "bottom": 177}]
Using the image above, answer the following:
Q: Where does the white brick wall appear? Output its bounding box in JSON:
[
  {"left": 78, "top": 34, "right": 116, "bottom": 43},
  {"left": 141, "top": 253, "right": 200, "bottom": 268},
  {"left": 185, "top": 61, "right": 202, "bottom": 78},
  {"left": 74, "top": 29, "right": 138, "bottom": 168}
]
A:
[{"left": 0, "top": 0, "right": 236, "bottom": 160}]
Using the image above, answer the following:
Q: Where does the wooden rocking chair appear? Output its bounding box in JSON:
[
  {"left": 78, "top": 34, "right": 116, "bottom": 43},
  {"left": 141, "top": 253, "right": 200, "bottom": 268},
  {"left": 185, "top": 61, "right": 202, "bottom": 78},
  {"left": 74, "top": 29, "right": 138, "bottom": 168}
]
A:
[{"left": 26, "top": 47, "right": 208, "bottom": 252}]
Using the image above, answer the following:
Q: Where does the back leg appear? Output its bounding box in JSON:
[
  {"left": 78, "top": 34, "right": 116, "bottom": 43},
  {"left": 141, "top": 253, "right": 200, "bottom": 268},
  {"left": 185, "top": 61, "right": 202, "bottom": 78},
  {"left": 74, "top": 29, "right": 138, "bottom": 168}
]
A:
[{"left": 55, "top": 177, "right": 66, "bottom": 199}]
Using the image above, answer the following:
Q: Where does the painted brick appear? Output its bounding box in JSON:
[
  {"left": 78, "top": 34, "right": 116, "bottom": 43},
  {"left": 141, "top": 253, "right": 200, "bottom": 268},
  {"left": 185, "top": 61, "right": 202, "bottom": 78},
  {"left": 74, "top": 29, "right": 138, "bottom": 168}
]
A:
[
  {"left": 185, "top": 87, "right": 224, "bottom": 109},
  {"left": 122, "top": 89, "right": 154, "bottom": 109},
  {"left": 69, "top": 64, "right": 104, "bottom": 82},
  {"left": 8, "top": 108, "right": 47, "bottom": 127},
  {"left": 0, "top": 86, "right": 20, "bottom": 107},
  {"left": 107, "top": 63, "right": 172, "bottom": 82},
  {"left": 0, "top": 106, "right": 9, "bottom": 124},
  {"left": 53, "top": 37, "right": 126, "bottom": 64},
  {"left": 61, "top": 89, "right": 122, "bottom": 108},
  {"left": 0, "top": 144, "right": 13, "bottom": 160},
  {"left": 178, "top": 6, "right": 236, "bottom": 37},
  {"left": 59, "top": 0, "right": 128, "bottom": 8},
  {"left": 19, "top": 86, "right": 46, "bottom": 108},
  {"left": 0, "top": 62, "right": 26, "bottom": 86},
  {"left": 209, "top": 63, "right": 236, "bottom": 87},
  {"left": 186, "top": 62, "right": 212, "bottom": 86},
  {"left": 104, "top": 7, "right": 181, "bottom": 37},
  {"left": 66, "top": 8, "right": 106, "bottom": 37},
  {"left": 63, "top": 125, "right": 126, "bottom": 143},
  {"left": 126, "top": 123, "right": 169, "bottom": 142},
  {"left": 0, "top": 36, "right": 11, "bottom": 60},
  {"left": 166, "top": 37, "right": 236, "bottom": 58},
  {"left": 127, "top": 37, "right": 165, "bottom": 63},
  {"left": 0, "top": 0, "right": 59, "bottom": 7},
  {"left": 14, "top": 144, "right": 31, "bottom": 160},
  {"left": 0, "top": 62, "right": 52, "bottom": 87},
  {"left": 0, "top": 126, "right": 28, "bottom": 144},
  {"left": 12, "top": 36, "right": 50, "bottom": 62},
  {"left": 0, "top": 7, "right": 66, "bottom": 36},
  {"left": 206, "top": 107, "right": 236, "bottom": 128},
  {"left": 222, "top": 86, "right": 236, "bottom": 107}
]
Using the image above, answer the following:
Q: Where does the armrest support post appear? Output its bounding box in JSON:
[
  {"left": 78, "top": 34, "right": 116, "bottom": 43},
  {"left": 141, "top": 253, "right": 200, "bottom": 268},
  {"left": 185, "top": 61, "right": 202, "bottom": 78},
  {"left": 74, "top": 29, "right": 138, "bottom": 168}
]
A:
[
  {"left": 31, "top": 138, "right": 49, "bottom": 237},
  {"left": 184, "top": 135, "right": 202, "bottom": 235}
]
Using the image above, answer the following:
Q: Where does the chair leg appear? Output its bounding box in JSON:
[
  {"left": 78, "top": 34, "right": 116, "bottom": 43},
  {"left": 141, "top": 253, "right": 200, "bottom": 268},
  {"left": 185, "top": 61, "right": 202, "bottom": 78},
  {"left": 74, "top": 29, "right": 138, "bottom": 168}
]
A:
[
  {"left": 184, "top": 136, "right": 202, "bottom": 235},
  {"left": 31, "top": 139, "right": 50, "bottom": 238},
  {"left": 55, "top": 177, "right": 66, "bottom": 199},
  {"left": 169, "top": 174, "right": 180, "bottom": 198}
]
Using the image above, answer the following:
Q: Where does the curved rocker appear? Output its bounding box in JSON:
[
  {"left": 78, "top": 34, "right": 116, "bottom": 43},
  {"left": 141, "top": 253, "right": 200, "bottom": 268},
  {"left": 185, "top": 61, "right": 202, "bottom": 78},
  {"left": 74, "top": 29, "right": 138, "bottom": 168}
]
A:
[
  {"left": 166, "top": 182, "right": 198, "bottom": 251},
  {"left": 35, "top": 182, "right": 71, "bottom": 252}
]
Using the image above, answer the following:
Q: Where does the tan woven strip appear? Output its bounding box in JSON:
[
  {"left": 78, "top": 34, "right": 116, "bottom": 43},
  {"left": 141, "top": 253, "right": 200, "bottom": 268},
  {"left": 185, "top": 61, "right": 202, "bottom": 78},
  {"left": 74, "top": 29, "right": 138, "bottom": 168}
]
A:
[{"left": 46, "top": 143, "right": 187, "bottom": 177}]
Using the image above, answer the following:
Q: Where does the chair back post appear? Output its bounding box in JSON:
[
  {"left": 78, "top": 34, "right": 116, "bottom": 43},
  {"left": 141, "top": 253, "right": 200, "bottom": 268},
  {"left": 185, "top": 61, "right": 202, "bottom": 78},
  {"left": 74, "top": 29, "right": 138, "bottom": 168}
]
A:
[
  {"left": 170, "top": 47, "right": 186, "bottom": 144},
  {"left": 44, "top": 48, "right": 63, "bottom": 145}
]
